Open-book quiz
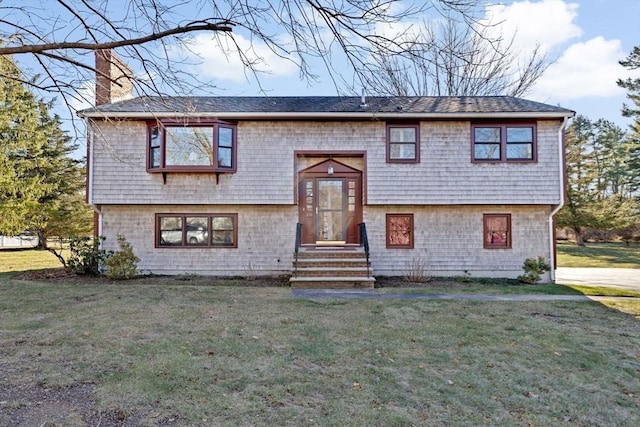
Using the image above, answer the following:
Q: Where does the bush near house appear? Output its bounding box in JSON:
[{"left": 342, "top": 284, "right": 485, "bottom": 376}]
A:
[{"left": 103, "top": 234, "right": 140, "bottom": 279}]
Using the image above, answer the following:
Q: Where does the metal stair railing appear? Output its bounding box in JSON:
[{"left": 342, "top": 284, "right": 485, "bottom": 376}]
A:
[
  {"left": 358, "top": 222, "right": 370, "bottom": 277},
  {"left": 294, "top": 223, "right": 302, "bottom": 275}
]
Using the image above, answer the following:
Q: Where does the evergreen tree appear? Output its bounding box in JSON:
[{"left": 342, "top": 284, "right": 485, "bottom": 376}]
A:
[
  {"left": 0, "top": 54, "right": 93, "bottom": 263},
  {"left": 616, "top": 46, "right": 640, "bottom": 240},
  {"left": 556, "top": 116, "right": 639, "bottom": 245},
  {"left": 618, "top": 46, "right": 640, "bottom": 124},
  {"left": 617, "top": 46, "right": 640, "bottom": 195},
  {"left": 555, "top": 116, "right": 598, "bottom": 246},
  {"left": 593, "top": 119, "right": 638, "bottom": 199},
  {"left": 558, "top": 47, "right": 640, "bottom": 246}
]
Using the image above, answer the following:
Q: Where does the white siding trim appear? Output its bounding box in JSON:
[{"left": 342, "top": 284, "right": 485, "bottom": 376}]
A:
[
  {"left": 87, "top": 122, "right": 94, "bottom": 205},
  {"left": 549, "top": 116, "right": 570, "bottom": 281}
]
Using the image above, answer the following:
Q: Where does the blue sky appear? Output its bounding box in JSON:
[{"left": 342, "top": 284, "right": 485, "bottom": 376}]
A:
[
  {"left": 162, "top": 0, "right": 640, "bottom": 129},
  {"left": 44, "top": 0, "right": 640, "bottom": 139},
  {"left": 548, "top": 0, "right": 640, "bottom": 126}
]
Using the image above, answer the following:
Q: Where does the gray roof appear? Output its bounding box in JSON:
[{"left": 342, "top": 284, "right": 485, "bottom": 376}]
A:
[{"left": 78, "top": 96, "right": 574, "bottom": 119}]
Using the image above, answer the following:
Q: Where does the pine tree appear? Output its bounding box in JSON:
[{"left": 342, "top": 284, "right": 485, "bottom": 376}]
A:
[
  {"left": 618, "top": 46, "right": 640, "bottom": 123},
  {"left": 0, "top": 55, "right": 93, "bottom": 263},
  {"left": 555, "top": 116, "right": 599, "bottom": 246},
  {"left": 556, "top": 115, "right": 639, "bottom": 245},
  {"left": 592, "top": 119, "right": 638, "bottom": 199},
  {"left": 617, "top": 46, "right": 640, "bottom": 195}
]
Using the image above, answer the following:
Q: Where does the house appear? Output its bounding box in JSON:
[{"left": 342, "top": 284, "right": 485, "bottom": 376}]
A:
[{"left": 79, "top": 52, "right": 574, "bottom": 286}]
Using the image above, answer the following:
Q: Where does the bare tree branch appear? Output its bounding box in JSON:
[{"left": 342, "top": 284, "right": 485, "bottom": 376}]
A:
[
  {"left": 0, "top": 21, "right": 233, "bottom": 55},
  {"left": 0, "top": 0, "right": 503, "bottom": 114},
  {"left": 365, "top": 14, "right": 550, "bottom": 97}
]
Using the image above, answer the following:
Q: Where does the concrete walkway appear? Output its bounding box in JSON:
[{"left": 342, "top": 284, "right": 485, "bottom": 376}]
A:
[{"left": 555, "top": 267, "right": 640, "bottom": 291}]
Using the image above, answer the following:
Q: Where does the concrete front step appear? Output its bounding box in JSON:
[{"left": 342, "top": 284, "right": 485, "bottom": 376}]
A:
[
  {"left": 296, "top": 248, "right": 367, "bottom": 259},
  {"left": 294, "top": 262, "right": 370, "bottom": 270},
  {"left": 289, "top": 276, "right": 376, "bottom": 289},
  {"left": 292, "top": 246, "right": 373, "bottom": 288},
  {"left": 294, "top": 267, "right": 372, "bottom": 277}
]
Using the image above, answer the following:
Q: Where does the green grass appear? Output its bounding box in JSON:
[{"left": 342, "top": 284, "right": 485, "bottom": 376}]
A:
[
  {"left": 567, "top": 285, "right": 640, "bottom": 299},
  {"left": 376, "top": 281, "right": 584, "bottom": 295},
  {"left": 0, "top": 248, "right": 66, "bottom": 273},
  {"left": 591, "top": 298, "right": 640, "bottom": 317},
  {"left": 1, "top": 249, "right": 639, "bottom": 425},
  {"left": 556, "top": 242, "right": 640, "bottom": 268},
  {"left": 1, "top": 279, "right": 639, "bottom": 426},
  {"left": 564, "top": 285, "right": 640, "bottom": 316}
]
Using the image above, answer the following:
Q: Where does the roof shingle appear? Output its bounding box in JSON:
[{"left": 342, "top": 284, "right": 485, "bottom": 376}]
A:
[{"left": 79, "top": 95, "right": 574, "bottom": 117}]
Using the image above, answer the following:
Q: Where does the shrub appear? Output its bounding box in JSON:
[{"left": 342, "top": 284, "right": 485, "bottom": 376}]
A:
[
  {"left": 67, "top": 236, "right": 111, "bottom": 276},
  {"left": 404, "top": 256, "right": 432, "bottom": 283},
  {"left": 104, "top": 234, "right": 140, "bottom": 280},
  {"left": 517, "top": 256, "right": 551, "bottom": 284}
]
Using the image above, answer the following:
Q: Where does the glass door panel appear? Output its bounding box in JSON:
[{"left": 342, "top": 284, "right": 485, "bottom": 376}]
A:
[
  {"left": 318, "top": 211, "right": 343, "bottom": 241},
  {"left": 317, "top": 179, "right": 344, "bottom": 242}
]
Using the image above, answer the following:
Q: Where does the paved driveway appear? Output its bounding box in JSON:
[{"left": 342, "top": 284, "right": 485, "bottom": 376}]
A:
[{"left": 556, "top": 267, "right": 640, "bottom": 291}]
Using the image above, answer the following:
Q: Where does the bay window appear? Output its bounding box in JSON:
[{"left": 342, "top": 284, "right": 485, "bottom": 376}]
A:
[{"left": 147, "top": 120, "right": 237, "bottom": 173}]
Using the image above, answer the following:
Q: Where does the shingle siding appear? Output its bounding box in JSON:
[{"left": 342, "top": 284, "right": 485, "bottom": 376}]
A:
[
  {"left": 364, "top": 205, "right": 551, "bottom": 279},
  {"left": 101, "top": 205, "right": 296, "bottom": 276},
  {"left": 368, "top": 120, "right": 561, "bottom": 204},
  {"left": 90, "top": 120, "right": 563, "bottom": 206},
  {"left": 100, "top": 204, "right": 550, "bottom": 279}
]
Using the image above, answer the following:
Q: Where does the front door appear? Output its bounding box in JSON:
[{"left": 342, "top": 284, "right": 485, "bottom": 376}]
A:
[{"left": 298, "top": 160, "right": 362, "bottom": 245}]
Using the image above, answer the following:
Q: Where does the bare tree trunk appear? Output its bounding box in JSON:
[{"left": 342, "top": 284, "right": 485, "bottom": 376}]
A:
[
  {"left": 37, "top": 230, "right": 67, "bottom": 268},
  {"left": 573, "top": 227, "right": 586, "bottom": 247}
]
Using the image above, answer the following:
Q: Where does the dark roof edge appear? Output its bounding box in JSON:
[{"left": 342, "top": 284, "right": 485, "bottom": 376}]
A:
[
  {"left": 79, "top": 111, "right": 575, "bottom": 120},
  {"left": 77, "top": 95, "right": 575, "bottom": 119}
]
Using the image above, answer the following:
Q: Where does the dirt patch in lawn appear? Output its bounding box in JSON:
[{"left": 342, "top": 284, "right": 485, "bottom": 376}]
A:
[
  {"left": 1, "top": 383, "right": 94, "bottom": 426},
  {"left": 0, "top": 382, "right": 176, "bottom": 426}
]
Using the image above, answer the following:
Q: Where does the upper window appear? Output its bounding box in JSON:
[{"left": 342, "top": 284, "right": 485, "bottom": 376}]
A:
[
  {"left": 386, "top": 214, "right": 414, "bottom": 248},
  {"left": 156, "top": 213, "right": 237, "bottom": 248},
  {"left": 483, "top": 213, "right": 511, "bottom": 249},
  {"left": 472, "top": 124, "right": 536, "bottom": 162},
  {"left": 387, "top": 124, "right": 419, "bottom": 163},
  {"left": 148, "top": 120, "right": 237, "bottom": 172}
]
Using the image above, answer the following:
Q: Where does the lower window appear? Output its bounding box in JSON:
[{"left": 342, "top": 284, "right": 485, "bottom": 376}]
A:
[
  {"left": 156, "top": 213, "right": 237, "bottom": 248},
  {"left": 483, "top": 213, "right": 511, "bottom": 249},
  {"left": 386, "top": 214, "right": 414, "bottom": 248}
]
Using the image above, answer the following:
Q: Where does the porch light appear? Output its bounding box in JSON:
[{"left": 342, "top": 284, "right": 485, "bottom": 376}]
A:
[{"left": 327, "top": 162, "right": 334, "bottom": 175}]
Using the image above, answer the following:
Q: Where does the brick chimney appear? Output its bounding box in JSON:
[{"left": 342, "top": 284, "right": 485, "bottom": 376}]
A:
[{"left": 95, "top": 49, "right": 134, "bottom": 106}]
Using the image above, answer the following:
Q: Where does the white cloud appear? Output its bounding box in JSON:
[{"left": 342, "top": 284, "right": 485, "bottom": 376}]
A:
[
  {"left": 182, "top": 33, "right": 299, "bottom": 83},
  {"left": 477, "top": 0, "right": 640, "bottom": 104},
  {"left": 530, "top": 36, "right": 639, "bottom": 101},
  {"left": 480, "top": 0, "right": 582, "bottom": 53}
]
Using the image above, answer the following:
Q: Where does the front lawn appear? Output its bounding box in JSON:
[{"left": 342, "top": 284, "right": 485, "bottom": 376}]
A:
[
  {"left": 0, "top": 247, "right": 65, "bottom": 273},
  {"left": 556, "top": 241, "right": 640, "bottom": 268},
  {"left": 1, "top": 278, "right": 639, "bottom": 426}
]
